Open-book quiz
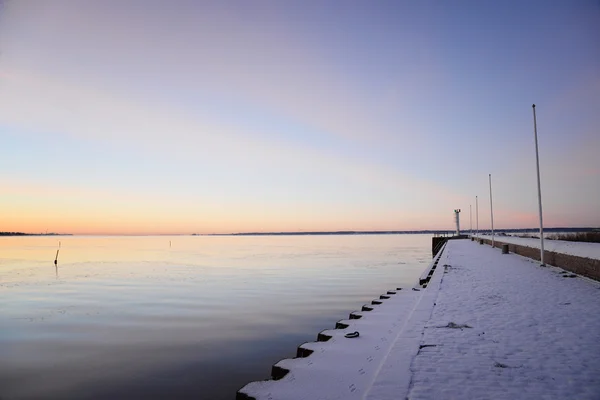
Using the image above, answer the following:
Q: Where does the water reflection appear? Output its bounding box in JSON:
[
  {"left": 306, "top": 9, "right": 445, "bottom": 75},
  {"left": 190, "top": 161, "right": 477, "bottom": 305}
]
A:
[{"left": 0, "top": 234, "right": 431, "bottom": 399}]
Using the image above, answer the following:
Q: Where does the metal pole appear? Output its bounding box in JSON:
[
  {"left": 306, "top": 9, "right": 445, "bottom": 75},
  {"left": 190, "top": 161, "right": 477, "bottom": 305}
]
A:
[
  {"left": 470, "top": 204, "right": 472, "bottom": 236},
  {"left": 476, "top": 196, "right": 479, "bottom": 238},
  {"left": 532, "top": 104, "right": 545, "bottom": 266},
  {"left": 489, "top": 174, "right": 494, "bottom": 248}
]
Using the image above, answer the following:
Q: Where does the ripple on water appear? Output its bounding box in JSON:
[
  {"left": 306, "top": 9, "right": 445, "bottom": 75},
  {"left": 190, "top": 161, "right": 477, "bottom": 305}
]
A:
[{"left": 0, "top": 234, "right": 432, "bottom": 400}]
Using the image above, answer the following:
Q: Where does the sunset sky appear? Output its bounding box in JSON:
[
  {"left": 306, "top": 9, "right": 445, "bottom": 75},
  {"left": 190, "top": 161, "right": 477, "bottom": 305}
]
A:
[{"left": 0, "top": 1, "right": 598, "bottom": 235}]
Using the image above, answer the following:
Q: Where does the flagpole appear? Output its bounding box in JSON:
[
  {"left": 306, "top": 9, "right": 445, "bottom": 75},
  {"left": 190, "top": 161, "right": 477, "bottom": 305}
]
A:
[
  {"left": 489, "top": 174, "right": 494, "bottom": 248},
  {"left": 476, "top": 195, "right": 479, "bottom": 238},
  {"left": 470, "top": 204, "right": 472, "bottom": 236},
  {"left": 532, "top": 104, "right": 545, "bottom": 266}
]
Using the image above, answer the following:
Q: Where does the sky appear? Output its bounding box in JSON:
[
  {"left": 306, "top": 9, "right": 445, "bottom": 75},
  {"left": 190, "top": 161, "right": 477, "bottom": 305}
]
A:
[{"left": 0, "top": 0, "right": 598, "bottom": 235}]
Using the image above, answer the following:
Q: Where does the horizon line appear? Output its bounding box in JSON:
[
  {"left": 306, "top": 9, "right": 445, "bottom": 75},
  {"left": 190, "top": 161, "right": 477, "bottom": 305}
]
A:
[{"left": 2, "top": 227, "right": 598, "bottom": 237}]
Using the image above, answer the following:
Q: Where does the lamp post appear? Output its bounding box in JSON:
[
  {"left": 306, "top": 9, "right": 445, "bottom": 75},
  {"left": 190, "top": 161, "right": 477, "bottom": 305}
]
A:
[
  {"left": 532, "top": 104, "right": 545, "bottom": 266},
  {"left": 476, "top": 195, "right": 479, "bottom": 238},
  {"left": 489, "top": 174, "right": 494, "bottom": 248},
  {"left": 470, "top": 204, "right": 472, "bottom": 236}
]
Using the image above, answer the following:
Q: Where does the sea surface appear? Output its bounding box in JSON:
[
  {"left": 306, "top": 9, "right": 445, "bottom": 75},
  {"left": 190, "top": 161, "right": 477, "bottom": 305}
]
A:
[{"left": 0, "top": 234, "right": 432, "bottom": 399}]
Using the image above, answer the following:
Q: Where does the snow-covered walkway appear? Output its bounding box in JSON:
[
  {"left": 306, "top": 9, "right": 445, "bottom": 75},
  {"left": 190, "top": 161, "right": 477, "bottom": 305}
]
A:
[
  {"left": 239, "top": 239, "right": 600, "bottom": 400},
  {"left": 476, "top": 234, "right": 600, "bottom": 260},
  {"left": 408, "top": 239, "right": 600, "bottom": 399}
]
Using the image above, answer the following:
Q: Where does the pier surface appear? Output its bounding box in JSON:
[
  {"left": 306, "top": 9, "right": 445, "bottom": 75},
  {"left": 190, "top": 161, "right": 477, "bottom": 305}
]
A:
[
  {"left": 238, "top": 239, "right": 600, "bottom": 400},
  {"left": 408, "top": 239, "right": 600, "bottom": 399},
  {"left": 477, "top": 233, "right": 600, "bottom": 259}
]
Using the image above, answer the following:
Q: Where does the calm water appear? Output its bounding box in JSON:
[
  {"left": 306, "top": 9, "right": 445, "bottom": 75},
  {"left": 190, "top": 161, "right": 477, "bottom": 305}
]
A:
[{"left": 0, "top": 234, "right": 432, "bottom": 399}]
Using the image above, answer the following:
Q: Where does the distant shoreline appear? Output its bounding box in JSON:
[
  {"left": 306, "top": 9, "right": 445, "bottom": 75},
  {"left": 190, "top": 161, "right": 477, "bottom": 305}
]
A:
[
  {"left": 1, "top": 228, "right": 596, "bottom": 237},
  {"left": 203, "top": 227, "right": 598, "bottom": 236},
  {"left": 0, "top": 232, "right": 72, "bottom": 236}
]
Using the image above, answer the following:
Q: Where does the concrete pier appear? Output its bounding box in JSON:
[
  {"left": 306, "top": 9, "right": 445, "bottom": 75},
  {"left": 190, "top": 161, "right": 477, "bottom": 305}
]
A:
[
  {"left": 408, "top": 240, "right": 600, "bottom": 399},
  {"left": 237, "top": 239, "right": 600, "bottom": 400},
  {"left": 236, "top": 247, "right": 447, "bottom": 400},
  {"left": 478, "top": 236, "right": 600, "bottom": 281}
]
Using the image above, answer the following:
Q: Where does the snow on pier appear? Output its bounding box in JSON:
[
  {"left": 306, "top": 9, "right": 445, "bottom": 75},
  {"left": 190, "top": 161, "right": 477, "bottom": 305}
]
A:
[
  {"left": 238, "top": 239, "right": 600, "bottom": 400},
  {"left": 408, "top": 239, "right": 600, "bottom": 399},
  {"left": 477, "top": 233, "right": 600, "bottom": 260}
]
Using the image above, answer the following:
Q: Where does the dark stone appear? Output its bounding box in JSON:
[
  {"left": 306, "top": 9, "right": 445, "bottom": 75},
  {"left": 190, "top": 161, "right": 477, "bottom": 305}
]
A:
[
  {"left": 271, "top": 365, "right": 290, "bottom": 380},
  {"left": 236, "top": 391, "right": 257, "bottom": 400},
  {"left": 296, "top": 346, "right": 314, "bottom": 358},
  {"left": 335, "top": 321, "right": 349, "bottom": 329}
]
